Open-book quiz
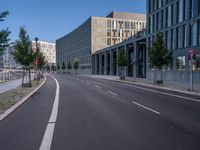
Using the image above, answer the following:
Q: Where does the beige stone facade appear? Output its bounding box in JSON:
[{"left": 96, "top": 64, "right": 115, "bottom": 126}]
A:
[
  {"left": 56, "top": 12, "right": 146, "bottom": 74},
  {"left": 32, "top": 41, "right": 56, "bottom": 65}
]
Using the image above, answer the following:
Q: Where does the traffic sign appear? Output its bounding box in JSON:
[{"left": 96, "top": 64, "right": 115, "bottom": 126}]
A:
[{"left": 188, "top": 49, "right": 196, "bottom": 60}]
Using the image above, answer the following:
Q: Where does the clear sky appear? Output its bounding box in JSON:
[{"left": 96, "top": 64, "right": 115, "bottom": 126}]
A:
[{"left": 1, "top": 0, "right": 146, "bottom": 43}]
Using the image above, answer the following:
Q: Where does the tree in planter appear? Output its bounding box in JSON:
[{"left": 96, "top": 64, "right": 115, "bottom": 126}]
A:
[
  {"left": 116, "top": 51, "right": 130, "bottom": 80},
  {"left": 46, "top": 64, "right": 50, "bottom": 72},
  {"left": 148, "top": 33, "right": 173, "bottom": 84},
  {"left": 51, "top": 63, "right": 55, "bottom": 73},
  {"left": 57, "top": 63, "right": 60, "bottom": 73},
  {"left": 0, "top": 11, "right": 10, "bottom": 54},
  {"left": 67, "top": 61, "right": 72, "bottom": 73},
  {"left": 36, "top": 51, "right": 45, "bottom": 79},
  {"left": 61, "top": 61, "right": 66, "bottom": 73},
  {"left": 73, "top": 59, "right": 79, "bottom": 74},
  {"left": 13, "top": 27, "right": 34, "bottom": 87}
]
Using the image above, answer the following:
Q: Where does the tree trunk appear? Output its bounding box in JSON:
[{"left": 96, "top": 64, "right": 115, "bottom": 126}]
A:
[
  {"left": 28, "top": 66, "right": 32, "bottom": 87},
  {"left": 22, "top": 69, "right": 25, "bottom": 87},
  {"left": 161, "top": 67, "right": 163, "bottom": 83},
  {"left": 154, "top": 69, "right": 156, "bottom": 85}
]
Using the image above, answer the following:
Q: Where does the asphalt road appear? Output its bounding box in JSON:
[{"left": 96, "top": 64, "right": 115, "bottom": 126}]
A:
[{"left": 0, "top": 74, "right": 200, "bottom": 150}]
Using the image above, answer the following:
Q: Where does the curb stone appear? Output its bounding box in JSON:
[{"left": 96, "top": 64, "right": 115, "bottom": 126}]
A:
[
  {"left": 115, "top": 79, "right": 200, "bottom": 97},
  {"left": 0, "top": 76, "right": 47, "bottom": 122},
  {"left": 82, "top": 75, "right": 200, "bottom": 97}
]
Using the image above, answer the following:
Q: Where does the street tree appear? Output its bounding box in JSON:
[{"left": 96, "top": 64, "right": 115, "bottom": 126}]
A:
[
  {"left": 51, "top": 63, "right": 55, "bottom": 73},
  {"left": 67, "top": 61, "right": 72, "bottom": 73},
  {"left": 148, "top": 33, "right": 173, "bottom": 84},
  {"left": 73, "top": 59, "right": 79, "bottom": 74},
  {"left": 116, "top": 50, "right": 130, "bottom": 80},
  {"left": 34, "top": 51, "right": 45, "bottom": 79},
  {"left": 13, "top": 27, "right": 34, "bottom": 87},
  {"left": 46, "top": 64, "right": 50, "bottom": 72},
  {"left": 0, "top": 11, "right": 10, "bottom": 54},
  {"left": 57, "top": 63, "right": 60, "bottom": 73},
  {"left": 61, "top": 61, "right": 66, "bottom": 73}
]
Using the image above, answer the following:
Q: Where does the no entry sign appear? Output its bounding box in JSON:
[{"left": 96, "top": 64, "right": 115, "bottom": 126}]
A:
[{"left": 188, "top": 49, "right": 196, "bottom": 60}]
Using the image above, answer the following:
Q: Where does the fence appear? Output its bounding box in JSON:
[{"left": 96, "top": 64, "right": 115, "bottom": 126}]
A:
[{"left": 0, "top": 71, "right": 22, "bottom": 83}]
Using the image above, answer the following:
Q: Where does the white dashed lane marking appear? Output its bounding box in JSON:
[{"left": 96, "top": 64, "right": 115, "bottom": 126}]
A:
[{"left": 131, "top": 101, "right": 160, "bottom": 115}]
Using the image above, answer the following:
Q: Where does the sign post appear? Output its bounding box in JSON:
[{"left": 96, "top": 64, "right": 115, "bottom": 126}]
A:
[{"left": 188, "top": 49, "right": 196, "bottom": 91}]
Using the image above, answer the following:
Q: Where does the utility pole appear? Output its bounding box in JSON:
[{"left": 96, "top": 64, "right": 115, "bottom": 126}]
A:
[
  {"left": 189, "top": 53, "right": 193, "bottom": 91},
  {"left": 35, "top": 37, "right": 39, "bottom": 82}
]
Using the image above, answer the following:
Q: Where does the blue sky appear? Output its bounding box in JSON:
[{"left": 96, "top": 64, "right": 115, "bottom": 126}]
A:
[{"left": 1, "top": 0, "right": 146, "bottom": 43}]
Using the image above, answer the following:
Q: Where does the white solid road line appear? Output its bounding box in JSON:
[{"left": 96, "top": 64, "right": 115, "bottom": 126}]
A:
[
  {"left": 131, "top": 101, "right": 160, "bottom": 115},
  {"left": 39, "top": 75, "right": 60, "bottom": 150},
  {"left": 94, "top": 85, "right": 101, "bottom": 89},
  {"left": 107, "top": 91, "right": 118, "bottom": 96},
  {"left": 87, "top": 81, "right": 91, "bottom": 85}
]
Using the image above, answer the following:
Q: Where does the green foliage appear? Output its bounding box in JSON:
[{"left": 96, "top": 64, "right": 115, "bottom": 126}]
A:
[
  {"left": 37, "top": 51, "right": 46, "bottom": 69},
  {"left": 61, "top": 61, "right": 66, "bottom": 70},
  {"left": 67, "top": 61, "right": 72, "bottom": 70},
  {"left": 13, "top": 27, "right": 34, "bottom": 68},
  {"left": 46, "top": 64, "right": 50, "bottom": 71},
  {"left": 116, "top": 51, "right": 130, "bottom": 67},
  {"left": 0, "top": 11, "right": 10, "bottom": 53},
  {"left": 51, "top": 63, "right": 55, "bottom": 71},
  {"left": 148, "top": 33, "right": 173, "bottom": 69},
  {"left": 57, "top": 63, "right": 60, "bottom": 70},
  {"left": 73, "top": 60, "right": 79, "bottom": 70}
]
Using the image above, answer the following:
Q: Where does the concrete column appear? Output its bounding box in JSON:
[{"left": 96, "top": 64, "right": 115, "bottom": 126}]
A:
[
  {"left": 95, "top": 54, "right": 98, "bottom": 74},
  {"left": 110, "top": 50, "right": 113, "bottom": 76},
  {"left": 124, "top": 45, "right": 128, "bottom": 77},
  {"left": 104, "top": 52, "right": 107, "bottom": 75},
  {"left": 116, "top": 48, "right": 119, "bottom": 76},
  {"left": 99, "top": 53, "right": 102, "bottom": 75},
  {"left": 142, "top": 45, "right": 146, "bottom": 77},
  {"left": 133, "top": 43, "right": 137, "bottom": 80}
]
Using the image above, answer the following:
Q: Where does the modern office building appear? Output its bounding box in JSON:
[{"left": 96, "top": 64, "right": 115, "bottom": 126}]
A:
[
  {"left": 0, "top": 45, "right": 19, "bottom": 69},
  {"left": 56, "top": 11, "right": 146, "bottom": 74},
  {"left": 146, "top": 0, "right": 200, "bottom": 83},
  {"left": 92, "top": 0, "right": 200, "bottom": 90},
  {"left": 32, "top": 41, "right": 56, "bottom": 65}
]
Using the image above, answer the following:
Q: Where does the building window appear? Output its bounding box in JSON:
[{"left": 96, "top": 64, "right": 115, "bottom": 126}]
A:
[
  {"left": 196, "top": 54, "right": 200, "bottom": 70},
  {"left": 183, "top": 25, "right": 186, "bottom": 48},
  {"left": 191, "top": 22, "right": 198, "bottom": 46},
  {"left": 176, "top": 56, "right": 186, "bottom": 70},
  {"left": 150, "top": 16, "right": 153, "bottom": 33},
  {"left": 199, "top": 21, "right": 200, "bottom": 45},
  {"left": 178, "top": 0, "right": 183, "bottom": 22},
  {"left": 107, "top": 29, "right": 111, "bottom": 36},
  {"left": 107, "top": 20, "right": 111, "bottom": 28},
  {"left": 107, "top": 38, "right": 111, "bottom": 45},
  {"left": 191, "top": 0, "right": 199, "bottom": 17},
  {"left": 125, "top": 21, "right": 130, "bottom": 29},
  {"left": 178, "top": 26, "right": 183, "bottom": 48}
]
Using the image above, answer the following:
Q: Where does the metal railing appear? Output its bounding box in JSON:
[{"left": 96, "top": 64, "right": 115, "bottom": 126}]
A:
[{"left": 0, "top": 71, "right": 22, "bottom": 83}]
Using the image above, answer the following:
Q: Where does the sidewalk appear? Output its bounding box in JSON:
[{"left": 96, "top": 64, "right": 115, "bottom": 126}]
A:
[
  {"left": 81, "top": 75, "right": 200, "bottom": 96},
  {"left": 0, "top": 74, "right": 34, "bottom": 94},
  {"left": 0, "top": 78, "right": 22, "bottom": 94}
]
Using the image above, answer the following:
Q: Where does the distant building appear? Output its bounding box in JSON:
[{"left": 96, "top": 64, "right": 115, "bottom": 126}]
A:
[
  {"left": 56, "top": 11, "right": 146, "bottom": 74},
  {"left": 32, "top": 41, "right": 56, "bottom": 65},
  {"left": 0, "top": 45, "right": 19, "bottom": 69}
]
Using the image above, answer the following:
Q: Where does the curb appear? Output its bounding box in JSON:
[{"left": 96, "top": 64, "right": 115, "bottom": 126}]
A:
[
  {"left": 115, "top": 79, "right": 200, "bottom": 97},
  {"left": 83, "top": 75, "right": 200, "bottom": 97},
  {"left": 0, "top": 76, "right": 47, "bottom": 122}
]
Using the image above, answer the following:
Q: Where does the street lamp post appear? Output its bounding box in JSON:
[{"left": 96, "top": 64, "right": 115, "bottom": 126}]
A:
[
  {"left": 189, "top": 19, "right": 197, "bottom": 91},
  {"left": 35, "top": 37, "right": 39, "bottom": 82},
  {"left": 189, "top": 53, "right": 193, "bottom": 91}
]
